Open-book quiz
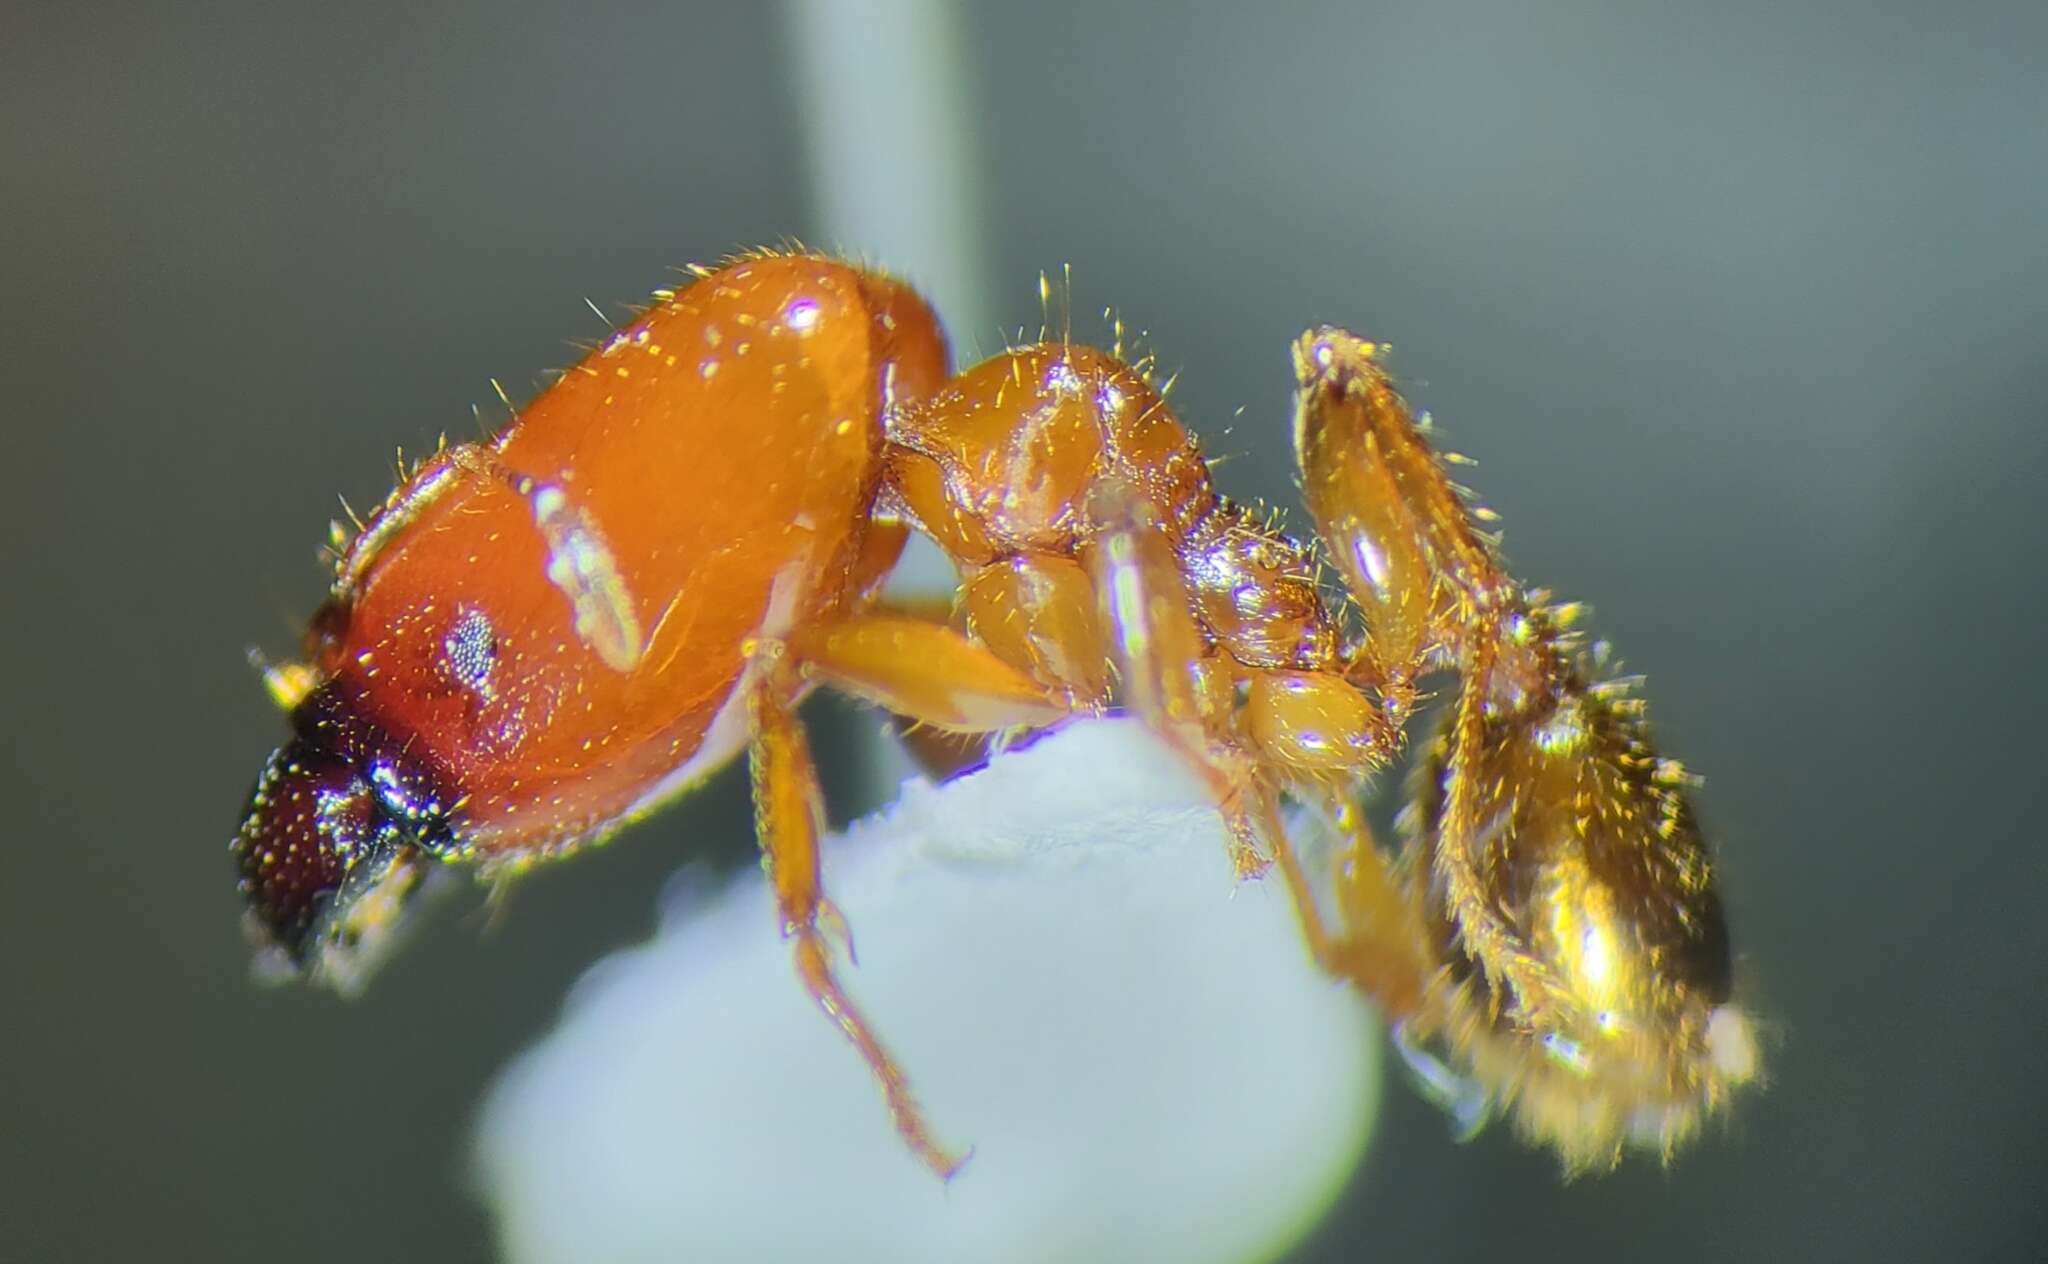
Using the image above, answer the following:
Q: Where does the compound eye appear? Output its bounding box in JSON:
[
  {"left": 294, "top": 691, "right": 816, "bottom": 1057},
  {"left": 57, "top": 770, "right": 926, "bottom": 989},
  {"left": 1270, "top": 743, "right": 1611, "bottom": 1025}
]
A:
[{"left": 232, "top": 741, "right": 429, "bottom": 994}]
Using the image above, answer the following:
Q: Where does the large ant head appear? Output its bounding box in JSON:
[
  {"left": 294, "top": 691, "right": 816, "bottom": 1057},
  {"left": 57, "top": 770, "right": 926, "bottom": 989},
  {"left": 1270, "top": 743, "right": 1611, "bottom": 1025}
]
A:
[{"left": 232, "top": 735, "right": 436, "bottom": 995}]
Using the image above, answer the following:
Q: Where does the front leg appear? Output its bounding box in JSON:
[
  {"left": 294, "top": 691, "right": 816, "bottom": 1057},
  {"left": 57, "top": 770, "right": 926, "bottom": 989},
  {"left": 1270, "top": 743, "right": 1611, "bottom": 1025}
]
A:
[{"left": 746, "top": 672, "right": 968, "bottom": 1180}]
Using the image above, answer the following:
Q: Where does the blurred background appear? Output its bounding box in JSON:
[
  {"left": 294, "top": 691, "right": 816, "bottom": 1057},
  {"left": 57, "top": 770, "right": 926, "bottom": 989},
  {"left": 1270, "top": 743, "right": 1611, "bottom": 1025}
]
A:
[{"left": 4, "top": 1, "right": 2045, "bottom": 1259}]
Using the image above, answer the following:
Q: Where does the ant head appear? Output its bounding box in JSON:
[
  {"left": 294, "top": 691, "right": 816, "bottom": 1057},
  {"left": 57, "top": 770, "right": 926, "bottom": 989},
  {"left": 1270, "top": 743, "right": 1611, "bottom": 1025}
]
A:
[{"left": 232, "top": 739, "right": 432, "bottom": 994}]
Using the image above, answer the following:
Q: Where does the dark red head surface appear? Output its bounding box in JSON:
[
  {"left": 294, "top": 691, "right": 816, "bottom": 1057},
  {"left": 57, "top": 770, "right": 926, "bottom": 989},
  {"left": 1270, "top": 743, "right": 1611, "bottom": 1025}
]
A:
[{"left": 232, "top": 685, "right": 450, "bottom": 992}]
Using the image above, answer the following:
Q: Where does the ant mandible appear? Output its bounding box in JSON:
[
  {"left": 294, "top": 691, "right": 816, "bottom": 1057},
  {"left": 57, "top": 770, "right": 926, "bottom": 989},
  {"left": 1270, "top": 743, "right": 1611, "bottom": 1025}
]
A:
[{"left": 232, "top": 249, "right": 1756, "bottom": 1179}]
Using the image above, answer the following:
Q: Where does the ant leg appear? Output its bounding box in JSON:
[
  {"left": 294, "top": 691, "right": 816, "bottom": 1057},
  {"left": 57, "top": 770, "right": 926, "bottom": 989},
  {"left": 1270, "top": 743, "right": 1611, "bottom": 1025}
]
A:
[
  {"left": 855, "top": 553, "right": 1114, "bottom": 778},
  {"left": 1310, "top": 793, "right": 1435, "bottom": 1022},
  {"left": 1237, "top": 670, "right": 1434, "bottom": 1000},
  {"left": 747, "top": 673, "right": 968, "bottom": 1180},
  {"left": 1089, "top": 487, "right": 1276, "bottom": 879},
  {"left": 959, "top": 554, "right": 1114, "bottom": 711},
  {"left": 1245, "top": 767, "right": 1434, "bottom": 1020},
  {"left": 788, "top": 611, "right": 1071, "bottom": 733},
  {"left": 1242, "top": 669, "right": 1395, "bottom": 779},
  {"left": 846, "top": 514, "right": 913, "bottom": 600},
  {"left": 1390, "top": 1021, "right": 1493, "bottom": 1141},
  {"left": 834, "top": 591, "right": 1001, "bottom": 780}
]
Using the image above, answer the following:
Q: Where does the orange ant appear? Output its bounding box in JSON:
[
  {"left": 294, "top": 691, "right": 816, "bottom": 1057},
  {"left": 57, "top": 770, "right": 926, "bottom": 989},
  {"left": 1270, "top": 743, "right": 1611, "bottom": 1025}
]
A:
[{"left": 233, "top": 249, "right": 1755, "bottom": 1179}]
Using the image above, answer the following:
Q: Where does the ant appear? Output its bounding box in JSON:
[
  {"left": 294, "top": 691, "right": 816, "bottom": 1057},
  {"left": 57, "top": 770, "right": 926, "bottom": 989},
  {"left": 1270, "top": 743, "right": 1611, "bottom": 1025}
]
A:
[{"left": 233, "top": 249, "right": 1756, "bottom": 1179}]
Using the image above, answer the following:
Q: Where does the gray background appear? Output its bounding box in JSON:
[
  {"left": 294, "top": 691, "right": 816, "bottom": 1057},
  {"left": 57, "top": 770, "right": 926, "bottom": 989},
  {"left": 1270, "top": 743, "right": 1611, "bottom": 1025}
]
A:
[{"left": 5, "top": 1, "right": 2045, "bottom": 1259}]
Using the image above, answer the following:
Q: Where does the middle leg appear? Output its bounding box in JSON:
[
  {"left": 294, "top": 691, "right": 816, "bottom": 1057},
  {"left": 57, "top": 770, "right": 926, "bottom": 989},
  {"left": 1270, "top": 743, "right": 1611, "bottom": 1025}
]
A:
[{"left": 1088, "top": 483, "right": 1281, "bottom": 880}]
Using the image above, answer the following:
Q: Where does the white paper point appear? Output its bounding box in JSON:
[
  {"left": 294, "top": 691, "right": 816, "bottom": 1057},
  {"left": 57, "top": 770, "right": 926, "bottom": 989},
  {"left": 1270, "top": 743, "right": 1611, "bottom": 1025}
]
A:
[{"left": 474, "top": 718, "right": 1380, "bottom": 1263}]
